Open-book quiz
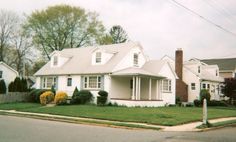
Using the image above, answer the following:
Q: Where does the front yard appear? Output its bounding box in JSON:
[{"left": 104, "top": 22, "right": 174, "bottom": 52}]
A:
[{"left": 0, "top": 103, "right": 236, "bottom": 126}]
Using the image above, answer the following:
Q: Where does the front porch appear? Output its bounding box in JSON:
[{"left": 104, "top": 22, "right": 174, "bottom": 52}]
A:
[{"left": 109, "top": 75, "right": 165, "bottom": 107}]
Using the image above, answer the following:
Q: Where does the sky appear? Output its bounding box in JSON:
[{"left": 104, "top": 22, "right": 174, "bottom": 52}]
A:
[{"left": 1, "top": 0, "right": 236, "bottom": 60}]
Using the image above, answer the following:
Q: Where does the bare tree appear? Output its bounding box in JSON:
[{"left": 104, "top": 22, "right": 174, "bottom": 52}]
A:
[{"left": 0, "top": 10, "right": 18, "bottom": 61}]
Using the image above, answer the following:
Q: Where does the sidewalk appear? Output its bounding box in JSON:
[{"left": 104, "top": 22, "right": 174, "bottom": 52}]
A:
[{"left": 1, "top": 109, "right": 236, "bottom": 132}]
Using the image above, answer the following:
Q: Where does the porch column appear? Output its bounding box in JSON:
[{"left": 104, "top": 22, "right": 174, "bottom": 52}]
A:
[
  {"left": 135, "top": 76, "right": 138, "bottom": 100},
  {"left": 138, "top": 77, "right": 141, "bottom": 100},
  {"left": 156, "top": 80, "right": 159, "bottom": 100},
  {"left": 149, "top": 78, "right": 152, "bottom": 100},
  {"left": 132, "top": 76, "right": 135, "bottom": 100}
]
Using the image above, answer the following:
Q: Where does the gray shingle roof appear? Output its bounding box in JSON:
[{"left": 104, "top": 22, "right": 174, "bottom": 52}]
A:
[
  {"left": 35, "top": 42, "right": 140, "bottom": 76},
  {"left": 201, "top": 58, "right": 236, "bottom": 71}
]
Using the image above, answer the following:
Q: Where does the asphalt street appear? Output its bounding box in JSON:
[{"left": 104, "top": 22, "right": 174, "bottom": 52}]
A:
[{"left": 0, "top": 115, "right": 236, "bottom": 142}]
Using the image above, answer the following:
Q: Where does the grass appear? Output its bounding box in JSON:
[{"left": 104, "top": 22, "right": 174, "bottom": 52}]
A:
[
  {"left": 0, "top": 103, "right": 236, "bottom": 126},
  {"left": 197, "top": 120, "right": 236, "bottom": 129}
]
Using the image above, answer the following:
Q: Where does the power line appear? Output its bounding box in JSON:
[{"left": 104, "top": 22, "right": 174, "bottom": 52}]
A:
[{"left": 169, "top": 0, "right": 236, "bottom": 37}]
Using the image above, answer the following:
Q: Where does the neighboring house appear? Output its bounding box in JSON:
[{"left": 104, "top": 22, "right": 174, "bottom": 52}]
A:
[
  {"left": 35, "top": 42, "right": 177, "bottom": 107},
  {"left": 0, "top": 61, "right": 19, "bottom": 92},
  {"left": 201, "top": 58, "right": 236, "bottom": 79},
  {"left": 162, "top": 49, "right": 224, "bottom": 102}
]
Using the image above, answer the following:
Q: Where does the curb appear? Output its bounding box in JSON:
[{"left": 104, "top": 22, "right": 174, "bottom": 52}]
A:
[{"left": 0, "top": 110, "right": 162, "bottom": 131}]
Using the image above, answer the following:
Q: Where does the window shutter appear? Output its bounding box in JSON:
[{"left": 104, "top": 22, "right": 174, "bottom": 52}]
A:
[
  {"left": 101, "top": 75, "right": 104, "bottom": 90},
  {"left": 40, "top": 77, "right": 42, "bottom": 89},
  {"left": 80, "top": 76, "right": 84, "bottom": 90}
]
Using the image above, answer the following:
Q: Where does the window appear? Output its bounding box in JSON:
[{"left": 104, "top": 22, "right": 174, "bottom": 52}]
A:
[
  {"left": 133, "top": 53, "right": 139, "bottom": 66},
  {"left": 67, "top": 78, "right": 72, "bottom": 86},
  {"left": 191, "top": 83, "right": 196, "bottom": 90},
  {"left": 83, "top": 76, "right": 101, "bottom": 89},
  {"left": 162, "top": 79, "right": 171, "bottom": 92},
  {"left": 202, "top": 83, "right": 206, "bottom": 89},
  {"left": 53, "top": 56, "right": 58, "bottom": 66},
  {"left": 0, "top": 71, "right": 2, "bottom": 78},
  {"left": 96, "top": 52, "right": 101, "bottom": 63},
  {"left": 207, "top": 84, "right": 210, "bottom": 89},
  {"left": 198, "top": 66, "right": 201, "bottom": 73},
  {"left": 216, "top": 70, "right": 218, "bottom": 76},
  {"left": 42, "top": 77, "right": 57, "bottom": 89}
]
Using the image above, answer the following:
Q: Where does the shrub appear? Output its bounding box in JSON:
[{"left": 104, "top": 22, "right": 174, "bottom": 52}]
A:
[
  {"left": 97, "top": 90, "right": 108, "bottom": 106},
  {"left": 40, "top": 91, "right": 54, "bottom": 105},
  {"left": 176, "top": 96, "right": 181, "bottom": 106},
  {"left": 29, "top": 89, "right": 49, "bottom": 103},
  {"left": 208, "top": 100, "right": 227, "bottom": 107},
  {"left": 8, "top": 82, "right": 15, "bottom": 92},
  {"left": 51, "top": 85, "right": 56, "bottom": 96},
  {"left": 21, "top": 78, "right": 28, "bottom": 92},
  {"left": 0, "top": 80, "right": 6, "bottom": 94},
  {"left": 194, "top": 99, "right": 201, "bottom": 107},
  {"left": 200, "top": 89, "right": 211, "bottom": 104},
  {"left": 71, "top": 90, "right": 93, "bottom": 104},
  {"left": 54, "top": 91, "right": 68, "bottom": 105}
]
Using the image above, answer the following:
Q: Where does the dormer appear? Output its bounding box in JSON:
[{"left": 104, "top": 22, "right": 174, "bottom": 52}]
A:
[
  {"left": 50, "top": 51, "right": 71, "bottom": 68},
  {"left": 92, "top": 48, "right": 115, "bottom": 65}
]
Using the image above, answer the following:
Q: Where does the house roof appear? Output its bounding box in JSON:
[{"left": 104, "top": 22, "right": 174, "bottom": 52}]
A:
[
  {"left": 0, "top": 61, "right": 18, "bottom": 75},
  {"left": 35, "top": 42, "right": 141, "bottom": 76},
  {"left": 201, "top": 58, "right": 236, "bottom": 71},
  {"left": 112, "top": 60, "right": 170, "bottom": 78}
]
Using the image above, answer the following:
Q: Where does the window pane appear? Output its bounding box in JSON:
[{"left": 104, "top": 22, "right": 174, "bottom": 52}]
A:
[
  {"left": 96, "top": 52, "right": 101, "bottom": 63},
  {"left": 67, "top": 78, "right": 72, "bottom": 86},
  {"left": 89, "top": 76, "right": 97, "bottom": 88},
  {"left": 191, "top": 83, "right": 196, "bottom": 90},
  {"left": 133, "top": 54, "right": 138, "bottom": 66},
  {"left": 53, "top": 56, "right": 58, "bottom": 66}
]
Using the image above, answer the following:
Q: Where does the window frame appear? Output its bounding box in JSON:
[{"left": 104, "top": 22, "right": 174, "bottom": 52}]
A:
[
  {"left": 67, "top": 77, "right": 72, "bottom": 87},
  {"left": 53, "top": 56, "right": 58, "bottom": 66},
  {"left": 133, "top": 53, "right": 139, "bottom": 66},
  {"left": 83, "top": 76, "right": 101, "bottom": 90},
  {"left": 42, "top": 76, "right": 57, "bottom": 89},
  {"left": 95, "top": 52, "right": 102, "bottom": 63},
  {"left": 162, "top": 79, "right": 172, "bottom": 92},
  {"left": 191, "top": 83, "right": 196, "bottom": 90}
]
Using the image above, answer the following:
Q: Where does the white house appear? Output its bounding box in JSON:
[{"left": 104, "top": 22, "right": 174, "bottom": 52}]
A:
[
  {"left": 0, "top": 62, "right": 19, "bottom": 92},
  {"left": 162, "top": 49, "right": 224, "bottom": 102},
  {"left": 35, "top": 42, "right": 177, "bottom": 107}
]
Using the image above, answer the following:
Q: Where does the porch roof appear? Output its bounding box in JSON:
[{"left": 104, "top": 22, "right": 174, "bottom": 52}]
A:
[{"left": 111, "top": 67, "right": 165, "bottom": 79}]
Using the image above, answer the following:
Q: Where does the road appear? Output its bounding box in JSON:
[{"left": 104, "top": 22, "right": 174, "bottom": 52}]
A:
[{"left": 0, "top": 115, "right": 236, "bottom": 142}]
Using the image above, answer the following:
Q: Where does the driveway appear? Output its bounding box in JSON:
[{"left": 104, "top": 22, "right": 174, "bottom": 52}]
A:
[{"left": 0, "top": 115, "right": 236, "bottom": 142}]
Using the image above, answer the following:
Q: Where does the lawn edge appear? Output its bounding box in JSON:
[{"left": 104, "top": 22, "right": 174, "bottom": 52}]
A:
[
  {"left": 196, "top": 120, "right": 236, "bottom": 132},
  {"left": 0, "top": 111, "right": 161, "bottom": 131}
]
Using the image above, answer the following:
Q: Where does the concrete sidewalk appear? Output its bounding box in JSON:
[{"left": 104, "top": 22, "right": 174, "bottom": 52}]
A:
[{"left": 0, "top": 109, "right": 236, "bottom": 132}]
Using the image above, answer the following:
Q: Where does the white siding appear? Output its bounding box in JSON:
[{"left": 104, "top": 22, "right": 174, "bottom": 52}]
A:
[
  {"left": 0, "top": 63, "right": 18, "bottom": 91},
  {"left": 158, "top": 63, "right": 176, "bottom": 105},
  {"left": 113, "top": 47, "right": 146, "bottom": 71}
]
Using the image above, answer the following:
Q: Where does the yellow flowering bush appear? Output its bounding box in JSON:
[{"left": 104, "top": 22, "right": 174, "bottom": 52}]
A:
[
  {"left": 54, "top": 91, "right": 68, "bottom": 105},
  {"left": 40, "top": 91, "right": 54, "bottom": 105}
]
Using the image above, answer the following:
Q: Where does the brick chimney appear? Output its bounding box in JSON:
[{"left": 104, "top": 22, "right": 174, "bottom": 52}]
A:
[
  {"left": 175, "top": 48, "right": 183, "bottom": 80},
  {"left": 175, "top": 48, "right": 188, "bottom": 102}
]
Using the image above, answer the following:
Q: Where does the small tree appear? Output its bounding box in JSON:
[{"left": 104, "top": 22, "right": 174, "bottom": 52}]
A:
[
  {"left": 97, "top": 90, "right": 108, "bottom": 106},
  {"left": 223, "top": 78, "right": 236, "bottom": 105},
  {"left": 200, "top": 89, "right": 211, "bottom": 104},
  {"left": 8, "top": 81, "right": 15, "bottom": 92},
  {"left": 0, "top": 80, "right": 7, "bottom": 94},
  {"left": 13, "top": 77, "right": 22, "bottom": 92},
  {"left": 51, "top": 85, "right": 56, "bottom": 95}
]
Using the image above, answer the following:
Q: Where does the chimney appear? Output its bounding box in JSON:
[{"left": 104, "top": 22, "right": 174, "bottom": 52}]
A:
[{"left": 175, "top": 48, "right": 183, "bottom": 80}]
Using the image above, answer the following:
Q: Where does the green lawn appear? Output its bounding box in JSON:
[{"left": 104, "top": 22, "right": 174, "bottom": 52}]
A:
[{"left": 0, "top": 103, "right": 236, "bottom": 126}]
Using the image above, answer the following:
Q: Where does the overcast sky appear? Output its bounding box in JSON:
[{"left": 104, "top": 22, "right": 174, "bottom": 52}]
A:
[{"left": 1, "top": 0, "right": 236, "bottom": 60}]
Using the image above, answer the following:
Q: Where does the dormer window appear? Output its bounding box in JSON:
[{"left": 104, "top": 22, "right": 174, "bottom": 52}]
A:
[
  {"left": 198, "top": 66, "right": 201, "bottom": 73},
  {"left": 53, "top": 56, "right": 58, "bottom": 66},
  {"left": 133, "top": 53, "right": 139, "bottom": 66},
  {"left": 96, "top": 52, "right": 101, "bottom": 63}
]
